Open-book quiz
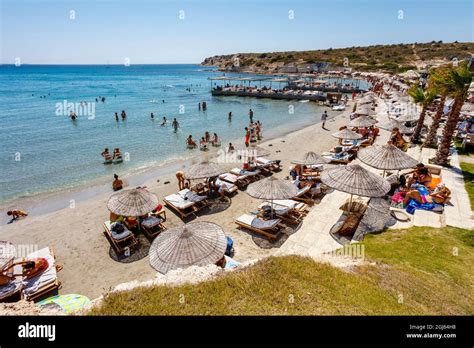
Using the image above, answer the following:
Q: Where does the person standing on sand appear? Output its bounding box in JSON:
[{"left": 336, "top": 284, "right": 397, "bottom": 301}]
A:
[
  {"left": 321, "top": 111, "right": 328, "bottom": 129},
  {"left": 248, "top": 108, "right": 254, "bottom": 123},
  {"left": 176, "top": 171, "right": 186, "bottom": 190},
  {"left": 244, "top": 127, "right": 250, "bottom": 147}
]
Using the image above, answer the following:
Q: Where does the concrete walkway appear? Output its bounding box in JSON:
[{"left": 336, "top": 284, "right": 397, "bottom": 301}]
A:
[{"left": 275, "top": 92, "right": 473, "bottom": 263}]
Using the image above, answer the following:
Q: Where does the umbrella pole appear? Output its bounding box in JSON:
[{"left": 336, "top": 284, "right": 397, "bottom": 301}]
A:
[
  {"left": 349, "top": 194, "right": 353, "bottom": 212},
  {"left": 382, "top": 170, "right": 386, "bottom": 177}
]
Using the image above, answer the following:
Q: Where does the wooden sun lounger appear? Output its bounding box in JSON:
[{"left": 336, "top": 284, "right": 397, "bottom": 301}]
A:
[
  {"left": 22, "top": 247, "right": 61, "bottom": 302},
  {"left": 164, "top": 189, "right": 209, "bottom": 219},
  {"left": 219, "top": 172, "right": 252, "bottom": 189},
  {"left": 103, "top": 221, "right": 139, "bottom": 255},
  {"left": 234, "top": 214, "right": 284, "bottom": 240},
  {"left": 258, "top": 202, "right": 305, "bottom": 224},
  {"left": 256, "top": 157, "right": 281, "bottom": 172}
]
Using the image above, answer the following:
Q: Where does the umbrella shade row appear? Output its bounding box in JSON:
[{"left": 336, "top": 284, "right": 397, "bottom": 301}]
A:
[
  {"left": 348, "top": 116, "right": 377, "bottom": 128},
  {"left": 246, "top": 176, "right": 298, "bottom": 201}
]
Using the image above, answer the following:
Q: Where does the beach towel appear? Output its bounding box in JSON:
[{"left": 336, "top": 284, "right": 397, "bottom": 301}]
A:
[
  {"left": 38, "top": 294, "right": 91, "bottom": 314},
  {"left": 22, "top": 247, "right": 57, "bottom": 297}
]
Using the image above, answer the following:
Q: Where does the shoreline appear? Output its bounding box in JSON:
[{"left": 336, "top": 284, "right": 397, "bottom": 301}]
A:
[
  {"left": 0, "top": 104, "right": 340, "bottom": 224},
  {"left": 0, "top": 104, "right": 351, "bottom": 299}
]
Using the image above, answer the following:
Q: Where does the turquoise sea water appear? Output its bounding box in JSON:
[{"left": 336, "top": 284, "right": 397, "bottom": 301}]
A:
[{"left": 0, "top": 64, "right": 365, "bottom": 204}]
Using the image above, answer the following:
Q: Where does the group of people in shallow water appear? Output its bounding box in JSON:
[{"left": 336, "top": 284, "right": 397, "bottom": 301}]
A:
[
  {"left": 114, "top": 110, "right": 127, "bottom": 121},
  {"left": 244, "top": 120, "right": 263, "bottom": 147},
  {"left": 198, "top": 101, "right": 207, "bottom": 111},
  {"left": 187, "top": 132, "right": 220, "bottom": 150},
  {"left": 101, "top": 148, "right": 123, "bottom": 163}
]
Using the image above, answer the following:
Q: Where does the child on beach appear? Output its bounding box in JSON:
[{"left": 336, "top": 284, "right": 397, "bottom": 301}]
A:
[
  {"left": 7, "top": 210, "right": 28, "bottom": 222},
  {"left": 244, "top": 127, "right": 250, "bottom": 147}
]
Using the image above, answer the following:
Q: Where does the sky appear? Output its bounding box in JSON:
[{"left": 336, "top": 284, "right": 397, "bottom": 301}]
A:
[{"left": 0, "top": 0, "right": 472, "bottom": 64}]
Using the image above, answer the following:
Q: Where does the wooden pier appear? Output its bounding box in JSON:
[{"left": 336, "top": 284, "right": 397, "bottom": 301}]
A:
[{"left": 211, "top": 89, "right": 327, "bottom": 102}]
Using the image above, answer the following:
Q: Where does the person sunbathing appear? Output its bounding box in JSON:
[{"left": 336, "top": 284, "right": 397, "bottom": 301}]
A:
[
  {"left": 390, "top": 128, "right": 407, "bottom": 150},
  {"left": 0, "top": 258, "right": 50, "bottom": 286},
  {"left": 406, "top": 165, "right": 432, "bottom": 188},
  {"left": 112, "top": 174, "right": 123, "bottom": 191},
  {"left": 403, "top": 183, "right": 451, "bottom": 206},
  {"left": 7, "top": 210, "right": 28, "bottom": 220}
]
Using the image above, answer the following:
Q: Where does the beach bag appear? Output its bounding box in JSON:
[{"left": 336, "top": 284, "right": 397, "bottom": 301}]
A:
[
  {"left": 225, "top": 236, "right": 234, "bottom": 256},
  {"left": 111, "top": 222, "right": 125, "bottom": 233}
]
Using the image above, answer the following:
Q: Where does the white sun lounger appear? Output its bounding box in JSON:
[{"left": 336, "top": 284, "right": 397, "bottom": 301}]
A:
[
  {"left": 164, "top": 189, "right": 208, "bottom": 219},
  {"left": 215, "top": 178, "right": 238, "bottom": 195},
  {"left": 22, "top": 247, "right": 60, "bottom": 301},
  {"left": 234, "top": 214, "right": 283, "bottom": 240}
]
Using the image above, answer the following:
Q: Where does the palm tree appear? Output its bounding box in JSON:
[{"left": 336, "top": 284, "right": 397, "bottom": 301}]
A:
[
  {"left": 408, "top": 85, "right": 436, "bottom": 144},
  {"left": 424, "top": 67, "right": 451, "bottom": 148},
  {"left": 432, "top": 62, "right": 472, "bottom": 166}
]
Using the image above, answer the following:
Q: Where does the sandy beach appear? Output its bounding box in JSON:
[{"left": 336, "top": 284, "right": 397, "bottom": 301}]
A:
[{"left": 0, "top": 105, "right": 351, "bottom": 299}]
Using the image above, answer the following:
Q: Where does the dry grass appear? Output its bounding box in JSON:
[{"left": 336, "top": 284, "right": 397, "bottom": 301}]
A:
[{"left": 89, "top": 226, "right": 473, "bottom": 316}]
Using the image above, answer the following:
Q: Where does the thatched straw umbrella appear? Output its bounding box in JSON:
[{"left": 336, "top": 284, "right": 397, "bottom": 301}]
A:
[
  {"left": 246, "top": 176, "right": 298, "bottom": 215},
  {"left": 291, "top": 151, "right": 329, "bottom": 165},
  {"left": 355, "top": 105, "right": 375, "bottom": 116},
  {"left": 378, "top": 119, "right": 414, "bottom": 134},
  {"left": 348, "top": 116, "right": 377, "bottom": 128},
  {"left": 357, "top": 144, "right": 418, "bottom": 175},
  {"left": 332, "top": 128, "right": 363, "bottom": 140},
  {"left": 391, "top": 113, "right": 419, "bottom": 122},
  {"left": 107, "top": 188, "right": 159, "bottom": 217},
  {"left": 0, "top": 241, "right": 16, "bottom": 270},
  {"left": 149, "top": 221, "right": 227, "bottom": 274},
  {"left": 234, "top": 145, "right": 271, "bottom": 159},
  {"left": 185, "top": 161, "right": 226, "bottom": 180},
  {"left": 321, "top": 164, "right": 391, "bottom": 208}
]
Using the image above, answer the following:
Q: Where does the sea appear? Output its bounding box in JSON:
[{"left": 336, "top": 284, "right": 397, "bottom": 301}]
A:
[{"left": 0, "top": 64, "right": 368, "bottom": 206}]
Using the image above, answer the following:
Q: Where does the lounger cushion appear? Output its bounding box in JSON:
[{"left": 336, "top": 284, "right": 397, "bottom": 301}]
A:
[
  {"left": 236, "top": 214, "right": 280, "bottom": 230},
  {"left": 165, "top": 189, "right": 207, "bottom": 209},
  {"left": 215, "top": 178, "right": 237, "bottom": 193},
  {"left": 105, "top": 221, "right": 133, "bottom": 240},
  {"left": 272, "top": 199, "right": 305, "bottom": 210}
]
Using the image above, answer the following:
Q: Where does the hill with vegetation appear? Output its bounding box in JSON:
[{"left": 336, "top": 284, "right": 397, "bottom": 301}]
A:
[
  {"left": 201, "top": 41, "right": 474, "bottom": 74},
  {"left": 89, "top": 226, "right": 473, "bottom": 315}
]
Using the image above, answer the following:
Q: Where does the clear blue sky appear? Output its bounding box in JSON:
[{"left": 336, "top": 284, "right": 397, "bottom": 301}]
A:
[{"left": 1, "top": 0, "right": 472, "bottom": 64}]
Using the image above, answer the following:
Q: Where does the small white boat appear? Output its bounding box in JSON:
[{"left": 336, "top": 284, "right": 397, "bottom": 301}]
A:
[{"left": 332, "top": 104, "right": 346, "bottom": 111}]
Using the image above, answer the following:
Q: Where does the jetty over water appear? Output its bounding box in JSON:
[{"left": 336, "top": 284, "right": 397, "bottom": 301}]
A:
[{"left": 209, "top": 76, "right": 328, "bottom": 102}]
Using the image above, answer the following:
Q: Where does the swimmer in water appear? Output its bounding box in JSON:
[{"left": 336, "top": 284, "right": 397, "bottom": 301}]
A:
[
  {"left": 115, "top": 112, "right": 119, "bottom": 121},
  {"left": 161, "top": 117, "right": 167, "bottom": 126},
  {"left": 172, "top": 118, "right": 179, "bottom": 132},
  {"left": 150, "top": 112, "right": 154, "bottom": 119}
]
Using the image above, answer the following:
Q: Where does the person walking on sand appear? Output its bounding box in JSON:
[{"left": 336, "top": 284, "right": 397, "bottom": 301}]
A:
[
  {"left": 176, "top": 171, "right": 186, "bottom": 190},
  {"left": 248, "top": 108, "right": 254, "bottom": 123},
  {"left": 321, "top": 111, "right": 328, "bottom": 129}
]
